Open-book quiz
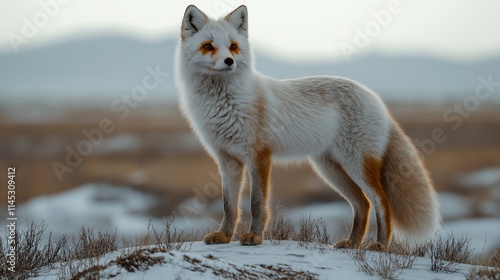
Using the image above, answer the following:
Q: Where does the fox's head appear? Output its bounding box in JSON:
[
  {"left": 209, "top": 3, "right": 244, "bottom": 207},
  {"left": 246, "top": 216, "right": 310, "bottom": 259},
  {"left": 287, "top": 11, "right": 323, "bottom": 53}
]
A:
[{"left": 178, "top": 5, "right": 251, "bottom": 76}]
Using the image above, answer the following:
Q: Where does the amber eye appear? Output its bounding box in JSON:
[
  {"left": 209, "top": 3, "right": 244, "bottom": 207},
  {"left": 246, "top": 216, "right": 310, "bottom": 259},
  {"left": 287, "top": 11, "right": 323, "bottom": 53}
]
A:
[
  {"left": 203, "top": 44, "right": 214, "bottom": 51},
  {"left": 229, "top": 43, "right": 238, "bottom": 51}
]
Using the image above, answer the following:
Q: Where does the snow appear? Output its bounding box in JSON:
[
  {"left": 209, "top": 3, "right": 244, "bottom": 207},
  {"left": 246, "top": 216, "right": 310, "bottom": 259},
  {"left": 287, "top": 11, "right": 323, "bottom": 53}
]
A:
[
  {"left": 12, "top": 184, "right": 162, "bottom": 236},
  {"left": 438, "top": 193, "right": 473, "bottom": 220},
  {"left": 31, "top": 241, "right": 478, "bottom": 280},
  {"left": 480, "top": 201, "right": 500, "bottom": 217},
  {"left": 460, "top": 167, "right": 500, "bottom": 188}
]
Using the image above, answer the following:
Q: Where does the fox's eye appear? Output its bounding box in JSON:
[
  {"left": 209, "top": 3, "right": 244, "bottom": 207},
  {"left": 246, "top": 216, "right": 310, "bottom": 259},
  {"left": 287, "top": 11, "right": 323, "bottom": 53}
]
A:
[
  {"left": 229, "top": 43, "right": 238, "bottom": 51},
  {"left": 203, "top": 44, "right": 214, "bottom": 51}
]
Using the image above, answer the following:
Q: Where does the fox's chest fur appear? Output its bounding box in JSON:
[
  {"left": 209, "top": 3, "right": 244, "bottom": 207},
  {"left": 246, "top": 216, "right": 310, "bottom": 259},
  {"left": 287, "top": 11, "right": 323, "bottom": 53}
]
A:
[{"left": 180, "top": 77, "right": 258, "bottom": 158}]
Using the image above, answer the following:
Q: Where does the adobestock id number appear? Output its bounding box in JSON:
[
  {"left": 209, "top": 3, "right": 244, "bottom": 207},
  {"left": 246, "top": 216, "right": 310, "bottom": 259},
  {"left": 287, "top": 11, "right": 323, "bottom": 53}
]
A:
[{"left": 7, "top": 167, "right": 16, "bottom": 217}]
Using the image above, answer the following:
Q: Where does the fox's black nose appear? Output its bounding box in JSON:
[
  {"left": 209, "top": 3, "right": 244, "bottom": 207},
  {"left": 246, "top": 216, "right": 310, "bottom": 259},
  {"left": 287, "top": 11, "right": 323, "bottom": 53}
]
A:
[{"left": 224, "top": 57, "right": 234, "bottom": 66}]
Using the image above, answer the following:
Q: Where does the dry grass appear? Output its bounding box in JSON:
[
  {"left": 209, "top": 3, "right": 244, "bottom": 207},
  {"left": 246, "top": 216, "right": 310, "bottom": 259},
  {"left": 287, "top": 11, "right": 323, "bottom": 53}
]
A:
[
  {"left": 0, "top": 221, "right": 68, "bottom": 280},
  {"left": 55, "top": 227, "right": 118, "bottom": 280},
  {"left": 348, "top": 249, "right": 406, "bottom": 280},
  {"left": 266, "top": 206, "right": 295, "bottom": 244},
  {"left": 345, "top": 234, "right": 477, "bottom": 279},
  {"left": 428, "top": 234, "right": 473, "bottom": 273},
  {"left": 387, "top": 241, "right": 418, "bottom": 270},
  {"left": 487, "top": 250, "right": 500, "bottom": 267},
  {"left": 140, "top": 216, "right": 195, "bottom": 252},
  {"left": 292, "top": 216, "right": 332, "bottom": 252},
  {"left": 265, "top": 205, "right": 333, "bottom": 251},
  {"left": 466, "top": 266, "right": 500, "bottom": 280},
  {"left": 71, "top": 227, "right": 117, "bottom": 260},
  {"left": 347, "top": 240, "right": 419, "bottom": 280},
  {"left": 466, "top": 249, "right": 500, "bottom": 280}
]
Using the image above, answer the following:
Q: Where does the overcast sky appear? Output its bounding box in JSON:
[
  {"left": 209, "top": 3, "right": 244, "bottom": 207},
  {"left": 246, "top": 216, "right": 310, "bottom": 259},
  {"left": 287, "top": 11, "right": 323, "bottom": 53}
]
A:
[{"left": 1, "top": 0, "right": 500, "bottom": 62}]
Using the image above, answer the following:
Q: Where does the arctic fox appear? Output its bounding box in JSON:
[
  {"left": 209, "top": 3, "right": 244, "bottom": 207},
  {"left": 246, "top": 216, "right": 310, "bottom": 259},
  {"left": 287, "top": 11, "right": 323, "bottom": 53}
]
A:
[{"left": 174, "top": 5, "right": 440, "bottom": 251}]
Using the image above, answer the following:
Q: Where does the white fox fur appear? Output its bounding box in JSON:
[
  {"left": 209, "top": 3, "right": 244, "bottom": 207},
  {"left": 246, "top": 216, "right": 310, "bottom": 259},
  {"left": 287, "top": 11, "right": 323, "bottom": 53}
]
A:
[{"left": 175, "top": 5, "right": 440, "bottom": 250}]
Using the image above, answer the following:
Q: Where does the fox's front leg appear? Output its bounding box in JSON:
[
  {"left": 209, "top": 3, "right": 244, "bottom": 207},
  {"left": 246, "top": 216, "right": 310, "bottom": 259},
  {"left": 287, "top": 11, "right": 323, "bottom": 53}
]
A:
[
  {"left": 240, "top": 148, "right": 272, "bottom": 246},
  {"left": 204, "top": 152, "right": 244, "bottom": 244}
]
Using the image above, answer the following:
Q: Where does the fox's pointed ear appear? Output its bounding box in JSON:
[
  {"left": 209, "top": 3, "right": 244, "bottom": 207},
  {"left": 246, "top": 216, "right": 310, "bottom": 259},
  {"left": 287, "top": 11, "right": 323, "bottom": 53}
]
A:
[
  {"left": 181, "top": 5, "right": 208, "bottom": 40},
  {"left": 225, "top": 5, "right": 248, "bottom": 37}
]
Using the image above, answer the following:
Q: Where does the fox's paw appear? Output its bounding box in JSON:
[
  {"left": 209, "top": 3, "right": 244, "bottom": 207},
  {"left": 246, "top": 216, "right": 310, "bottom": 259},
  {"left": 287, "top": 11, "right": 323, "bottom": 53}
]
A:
[
  {"left": 365, "top": 242, "right": 386, "bottom": 252},
  {"left": 240, "top": 233, "right": 262, "bottom": 246},
  {"left": 203, "top": 232, "right": 231, "bottom": 245},
  {"left": 334, "top": 239, "right": 357, "bottom": 249}
]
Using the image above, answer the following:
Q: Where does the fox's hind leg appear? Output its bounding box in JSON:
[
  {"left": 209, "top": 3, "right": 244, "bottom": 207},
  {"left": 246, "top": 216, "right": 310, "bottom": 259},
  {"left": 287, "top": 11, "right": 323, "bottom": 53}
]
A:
[
  {"left": 333, "top": 152, "right": 393, "bottom": 251},
  {"left": 310, "top": 155, "right": 371, "bottom": 249},
  {"left": 361, "top": 156, "right": 392, "bottom": 251},
  {"left": 204, "top": 151, "right": 244, "bottom": 244}
]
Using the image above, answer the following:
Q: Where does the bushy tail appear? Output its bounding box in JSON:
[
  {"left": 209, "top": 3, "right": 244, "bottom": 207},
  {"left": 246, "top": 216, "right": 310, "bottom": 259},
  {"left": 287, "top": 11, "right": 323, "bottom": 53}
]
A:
[{"left": 381, "top": 122, "right": 441, "bottom": 242}]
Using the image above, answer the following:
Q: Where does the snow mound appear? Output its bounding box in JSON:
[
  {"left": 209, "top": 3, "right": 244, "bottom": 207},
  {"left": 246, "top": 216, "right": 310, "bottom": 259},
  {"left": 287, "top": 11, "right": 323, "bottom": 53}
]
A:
[{"left": 33, "top": 241, "right": 479, "bottom": 280}]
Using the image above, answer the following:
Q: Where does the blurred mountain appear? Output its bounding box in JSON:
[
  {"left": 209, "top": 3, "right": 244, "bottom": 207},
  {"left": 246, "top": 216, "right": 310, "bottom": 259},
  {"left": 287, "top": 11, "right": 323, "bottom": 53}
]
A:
[{"left": 1, "top": 35, "right": 500, "bottom": 105}]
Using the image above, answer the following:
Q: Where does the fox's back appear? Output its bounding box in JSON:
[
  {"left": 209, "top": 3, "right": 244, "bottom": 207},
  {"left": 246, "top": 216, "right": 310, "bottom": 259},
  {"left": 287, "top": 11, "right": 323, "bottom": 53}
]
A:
[{"left": 261, "top": 75, "right": 391, "bottom": 159}]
